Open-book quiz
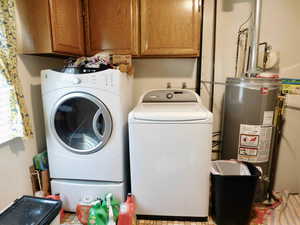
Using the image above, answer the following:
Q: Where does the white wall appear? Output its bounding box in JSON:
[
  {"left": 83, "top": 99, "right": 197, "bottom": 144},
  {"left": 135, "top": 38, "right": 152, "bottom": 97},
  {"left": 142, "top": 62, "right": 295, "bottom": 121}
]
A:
[
  {"left": 132, "top": 58, "right": 197, "bottom": 104},
  {"left": 0, "top": 6, "right": 65, "bottom": 208},
  {"left": 0, "top": 55, "right": 64, "bottom": 209},
  {"left": 201, "top": 0, "right": 300, "bottom": 192},
  {"left": 275, "top": 96, "right": 300, "bottom": 192}
]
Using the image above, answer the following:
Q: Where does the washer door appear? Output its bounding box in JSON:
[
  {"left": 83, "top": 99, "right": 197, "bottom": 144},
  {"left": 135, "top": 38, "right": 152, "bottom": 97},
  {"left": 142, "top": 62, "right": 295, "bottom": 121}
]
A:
[{"left": 51, "top": 93, "right": 112, "bottom": 154}]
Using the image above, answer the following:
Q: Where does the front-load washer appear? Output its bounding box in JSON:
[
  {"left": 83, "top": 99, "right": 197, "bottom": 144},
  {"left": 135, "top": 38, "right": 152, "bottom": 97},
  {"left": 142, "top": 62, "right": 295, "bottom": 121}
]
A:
[
  {"left": 41, "top": 69, "right": 132, "bottom": 211},
  {"left": 128, "top": 89, "right": 212, "bottom": 219}
]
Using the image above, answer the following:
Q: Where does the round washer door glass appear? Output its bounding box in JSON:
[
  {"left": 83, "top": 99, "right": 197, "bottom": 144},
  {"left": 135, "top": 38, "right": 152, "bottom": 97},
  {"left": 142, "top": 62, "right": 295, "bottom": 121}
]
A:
[{"left": 52, "top": 93, "right": 112, "bottom": 153}]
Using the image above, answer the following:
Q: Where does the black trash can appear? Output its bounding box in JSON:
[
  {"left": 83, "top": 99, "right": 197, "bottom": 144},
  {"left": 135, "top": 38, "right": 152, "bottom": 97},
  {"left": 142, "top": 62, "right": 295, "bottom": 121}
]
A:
[
  {"left": 211, "top": 162, "right": 260, "bottom": 225},
  {"left": 0, "top": 196, "right": 62, "bottom": 225}
]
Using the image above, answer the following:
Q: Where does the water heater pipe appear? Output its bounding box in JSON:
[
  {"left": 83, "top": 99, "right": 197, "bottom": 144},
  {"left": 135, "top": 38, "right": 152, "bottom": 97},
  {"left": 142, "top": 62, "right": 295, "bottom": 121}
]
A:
[{"left": 248, "top": 0, "right": 262, "bottom": 77}]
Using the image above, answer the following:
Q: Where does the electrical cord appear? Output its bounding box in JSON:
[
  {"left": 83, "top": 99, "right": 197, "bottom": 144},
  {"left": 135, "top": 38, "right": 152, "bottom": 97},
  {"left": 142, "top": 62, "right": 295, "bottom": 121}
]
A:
[
  {"left": 212, "top": 132, "right": 221, "bottom": 155},
  {"left": 213, "top": 132, "right": 221, "bottom": 137},
  {"left": 235, "top": 12, "right": 252, "bottom": 77},
  {"left": 238, "top": 12, "right": 252, "bottom": 32},
  {"left": 212, "top": 140, "right": 221, "bottom": 147}
]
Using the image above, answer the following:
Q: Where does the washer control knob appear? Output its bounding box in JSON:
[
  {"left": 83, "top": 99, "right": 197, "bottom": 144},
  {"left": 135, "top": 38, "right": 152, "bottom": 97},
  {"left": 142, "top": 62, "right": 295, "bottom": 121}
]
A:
[
  {"left": 166, "top": 92, "right": 174, "bottom": 99},
  {"left": 73, "top": 78, "right": 81, "bottom": 84}
]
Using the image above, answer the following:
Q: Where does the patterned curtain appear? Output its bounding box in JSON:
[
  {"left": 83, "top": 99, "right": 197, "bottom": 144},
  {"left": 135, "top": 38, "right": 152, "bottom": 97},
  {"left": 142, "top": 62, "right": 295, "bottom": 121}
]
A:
[{"left": 0, "top": 0, "right": 33, "bottom": 139}]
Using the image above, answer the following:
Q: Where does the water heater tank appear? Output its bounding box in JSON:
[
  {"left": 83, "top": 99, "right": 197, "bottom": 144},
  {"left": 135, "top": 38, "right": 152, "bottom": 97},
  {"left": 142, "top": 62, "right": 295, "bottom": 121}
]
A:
[{"left": 221, "top": 77, "right": 280, "bottom": 201}]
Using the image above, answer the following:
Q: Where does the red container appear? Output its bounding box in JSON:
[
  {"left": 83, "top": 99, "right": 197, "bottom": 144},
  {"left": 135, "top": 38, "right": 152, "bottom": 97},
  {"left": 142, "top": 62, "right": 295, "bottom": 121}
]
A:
[
  {"left": 117, "top": 194, "right": 136, "bottom": 225},
  {"left": 76, "top": 198, "right": 93, "bottom": 225}
]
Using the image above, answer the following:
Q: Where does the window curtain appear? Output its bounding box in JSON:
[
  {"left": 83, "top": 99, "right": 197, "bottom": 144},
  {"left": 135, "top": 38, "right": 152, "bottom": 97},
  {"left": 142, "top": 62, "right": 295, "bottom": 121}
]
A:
[{"left": 0, "top": 0, "right": 32, "bottom": 143}]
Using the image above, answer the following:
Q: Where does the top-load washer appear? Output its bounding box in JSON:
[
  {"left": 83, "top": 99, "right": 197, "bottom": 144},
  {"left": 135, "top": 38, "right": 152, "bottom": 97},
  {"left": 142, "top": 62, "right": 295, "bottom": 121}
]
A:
[
  {"left": 128, "top": 89, "right": 212, "bottom": 219},
  {"left": 41, "top": 69, "right": 132, "bottom": 211}
]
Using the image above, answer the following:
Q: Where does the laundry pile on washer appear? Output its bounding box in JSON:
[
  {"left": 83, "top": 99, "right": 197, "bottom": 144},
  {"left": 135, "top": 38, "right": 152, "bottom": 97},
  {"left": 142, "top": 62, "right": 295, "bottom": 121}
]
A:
[
  {"left": 65, "top": 52, "right": 113, "bottom": 71},
  {"left": 63, "top": 53, "right": 133, "bottom": 74}
]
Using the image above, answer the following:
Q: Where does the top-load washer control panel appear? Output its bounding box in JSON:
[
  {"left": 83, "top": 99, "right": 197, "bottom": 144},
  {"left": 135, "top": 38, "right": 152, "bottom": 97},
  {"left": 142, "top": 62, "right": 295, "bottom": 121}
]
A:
[{"left": 142, "top": 89, "right": 199, "bottom": 103}]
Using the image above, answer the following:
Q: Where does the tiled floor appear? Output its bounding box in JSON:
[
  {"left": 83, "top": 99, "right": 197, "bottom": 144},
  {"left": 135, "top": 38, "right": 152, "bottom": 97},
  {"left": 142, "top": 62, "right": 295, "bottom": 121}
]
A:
[
  {"left": 61, "top": 213, "right": 81, "bottom": 225},
  {"left": 62, "top": 192, "right": 300, "bottom": 225},
  {"left": 62, "top": 215, "right": 214, "bottom": 225},
  {"left": 137, "top": 219, "right": 215, "bottom": 225}
]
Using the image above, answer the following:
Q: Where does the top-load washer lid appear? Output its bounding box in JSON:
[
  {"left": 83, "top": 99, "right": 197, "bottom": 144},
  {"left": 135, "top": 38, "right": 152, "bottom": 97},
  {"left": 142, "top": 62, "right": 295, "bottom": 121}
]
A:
[
  {"left": 131, "top": 103, "right": 210, "bottom": 121},
  {"left": 129, "top": 89, "right": 212, "bottom": 122}
]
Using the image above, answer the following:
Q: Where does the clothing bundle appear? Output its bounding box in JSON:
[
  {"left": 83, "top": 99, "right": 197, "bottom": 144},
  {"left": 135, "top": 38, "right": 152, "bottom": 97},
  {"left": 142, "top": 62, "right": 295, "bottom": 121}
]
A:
[{"left": 65, "top": 52, "right": 113, "bottom": 72}]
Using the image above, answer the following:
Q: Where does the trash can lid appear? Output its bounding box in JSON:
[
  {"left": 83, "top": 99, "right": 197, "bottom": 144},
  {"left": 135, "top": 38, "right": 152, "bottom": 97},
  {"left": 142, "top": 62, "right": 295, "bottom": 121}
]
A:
[{"left": 0, "top": 196, "right": 62, "bottom": 225}]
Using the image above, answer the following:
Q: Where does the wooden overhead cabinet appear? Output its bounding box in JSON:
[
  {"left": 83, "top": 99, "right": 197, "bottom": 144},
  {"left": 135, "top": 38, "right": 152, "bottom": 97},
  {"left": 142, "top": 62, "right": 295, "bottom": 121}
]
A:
[
  {"left": 140, "top": 0, "right": 201, "bottom": 56},
  {"left": 17, "top": 0, "right": 85, "bottom": 56},
  {"left": 17, "top": 0, "right": 201, "bottom": 57},
  {"left": 84, "top": 0, "right": 139, "bottom": 56}
]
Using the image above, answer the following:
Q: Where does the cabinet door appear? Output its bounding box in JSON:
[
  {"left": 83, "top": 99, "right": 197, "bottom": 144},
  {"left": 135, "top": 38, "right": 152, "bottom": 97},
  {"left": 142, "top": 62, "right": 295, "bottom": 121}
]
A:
[
  {"left": 141, "top": 0, "right": 201, "bottom": 56},
  {"left": 85, "top": 0, "right": 138, "bottom": 56},
  {"left": 49, "top": 0, "right": 85, "bottom": 55}
]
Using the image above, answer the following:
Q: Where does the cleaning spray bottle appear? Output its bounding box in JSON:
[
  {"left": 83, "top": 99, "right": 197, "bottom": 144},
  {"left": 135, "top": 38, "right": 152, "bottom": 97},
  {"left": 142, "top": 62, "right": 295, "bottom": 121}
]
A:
[{"left": 106, "top": 193, "right": 116, "bottom": 225}]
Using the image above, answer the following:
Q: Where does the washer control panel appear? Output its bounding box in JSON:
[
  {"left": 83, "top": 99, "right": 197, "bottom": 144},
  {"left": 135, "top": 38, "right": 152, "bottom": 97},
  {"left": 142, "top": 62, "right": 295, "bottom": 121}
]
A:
[
  {"left": 41, "top": 69, "right": 123, "bottom": 95},
  {"left": 142, "top": 89, "right": 198, "bottom": 103},
  {"left": 72, "top": 78, "right": 81, "bottom": 84},
  {"left": 62, "top": 73, "right": 110, "bottom": 89}
]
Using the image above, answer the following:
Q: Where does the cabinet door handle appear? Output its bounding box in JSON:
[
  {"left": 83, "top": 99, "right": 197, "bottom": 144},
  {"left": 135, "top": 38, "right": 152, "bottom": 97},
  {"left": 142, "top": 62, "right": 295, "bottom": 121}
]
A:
[{"left": 198, "top": 0, "right": 201, "bottom": 12}]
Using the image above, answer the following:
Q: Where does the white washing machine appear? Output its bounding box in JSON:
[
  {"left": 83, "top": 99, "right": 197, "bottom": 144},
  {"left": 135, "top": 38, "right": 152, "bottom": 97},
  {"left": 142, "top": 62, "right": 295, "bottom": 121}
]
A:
[
  {"left": 41, "top": 69, "right": 132, "bottom": 211},
  {"left": 128, "top": 89, "right": 212, "bottom": 219}
]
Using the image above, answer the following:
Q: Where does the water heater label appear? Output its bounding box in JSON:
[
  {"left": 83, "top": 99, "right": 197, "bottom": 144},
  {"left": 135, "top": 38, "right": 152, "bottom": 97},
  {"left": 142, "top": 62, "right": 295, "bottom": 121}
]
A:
[
  {"left": 263, "top": 111, "right": 274, "bottom": 126},
  {"left": 238, "top": 124, "right": 272, "bottom": 163}
]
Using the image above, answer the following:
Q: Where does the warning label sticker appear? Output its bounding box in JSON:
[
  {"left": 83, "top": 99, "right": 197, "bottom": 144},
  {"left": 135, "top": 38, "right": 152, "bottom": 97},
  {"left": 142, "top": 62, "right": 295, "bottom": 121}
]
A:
[
  {"left": 240, "top": 134, "right": 259, "bottom": 147},
  {"left": 239, "top": 147, "right": 258, "bottom": 157},
  {"left": 238, "top": 124, "right": 273, "bottom": 163}
]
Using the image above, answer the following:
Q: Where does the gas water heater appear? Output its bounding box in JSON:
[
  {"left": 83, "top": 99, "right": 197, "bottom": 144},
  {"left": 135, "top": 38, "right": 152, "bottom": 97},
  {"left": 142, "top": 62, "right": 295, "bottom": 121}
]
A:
[{"left": 221, "top": 78, "right": 280, "bottom": 201}]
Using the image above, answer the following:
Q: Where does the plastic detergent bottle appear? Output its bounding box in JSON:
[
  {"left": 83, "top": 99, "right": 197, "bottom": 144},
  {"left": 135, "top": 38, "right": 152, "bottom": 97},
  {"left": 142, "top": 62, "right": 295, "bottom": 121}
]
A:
[
  {"left": 117, "top": 194, "right": 136, "bottom": 225},
  {"left": 76, "top": 196, "right": 94, "bottom": 225},
  {"left": 88, "top": 194, "right": 120, "bottom": 225},
  {"left": 88, "top": 200, "right": 107, "bottom": 225}
]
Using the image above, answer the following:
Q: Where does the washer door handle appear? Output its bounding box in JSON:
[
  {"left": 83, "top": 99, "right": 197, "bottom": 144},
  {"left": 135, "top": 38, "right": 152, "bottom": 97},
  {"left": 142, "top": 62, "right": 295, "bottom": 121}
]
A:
[{"left": 92, "top": 108, "right": 104, "bottom": 141}]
